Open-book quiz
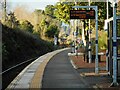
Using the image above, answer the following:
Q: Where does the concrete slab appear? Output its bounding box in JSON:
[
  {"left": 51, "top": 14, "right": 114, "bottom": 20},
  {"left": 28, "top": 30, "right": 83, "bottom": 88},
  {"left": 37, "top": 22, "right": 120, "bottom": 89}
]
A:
[
  {"left": 80, "top": 72, "right": 108, "bottom": 77},
  {"left": 68, "top": 53, "right": 84, "bottom": 56},
  {"left": 15, "top": 84, "right": 29, "bottom": 89}
]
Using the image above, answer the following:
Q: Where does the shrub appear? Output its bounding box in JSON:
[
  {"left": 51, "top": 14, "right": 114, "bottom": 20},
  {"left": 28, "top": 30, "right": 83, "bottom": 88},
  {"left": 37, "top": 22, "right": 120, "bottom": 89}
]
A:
[
  {"left": 91, "top": 31, "right": 107, "bottom": 54},
  {"left": 2, "top": 23, "right": 55, "bottom": 70},
  {"left": 98, "top": 31, "right": 107, "bottom": 50}
]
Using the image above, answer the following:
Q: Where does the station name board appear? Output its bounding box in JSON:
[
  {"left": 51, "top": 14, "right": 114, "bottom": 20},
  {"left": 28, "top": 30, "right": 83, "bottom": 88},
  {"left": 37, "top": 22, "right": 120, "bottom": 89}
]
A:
[{"left": 70, "top": 10, "right": 95, "bottom": 19}]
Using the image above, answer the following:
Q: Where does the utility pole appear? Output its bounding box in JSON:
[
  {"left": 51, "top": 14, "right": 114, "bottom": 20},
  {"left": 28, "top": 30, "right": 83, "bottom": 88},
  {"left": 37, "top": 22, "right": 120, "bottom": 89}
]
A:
[{"left": 88, "top": 0, "right": 92, "bottom": 63}]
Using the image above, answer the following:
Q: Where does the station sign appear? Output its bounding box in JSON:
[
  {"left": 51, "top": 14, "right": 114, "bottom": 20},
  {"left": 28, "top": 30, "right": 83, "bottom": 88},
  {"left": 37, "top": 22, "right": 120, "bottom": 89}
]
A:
[{"left": 70, "top": 10, "right": 95, "bottom": 19}]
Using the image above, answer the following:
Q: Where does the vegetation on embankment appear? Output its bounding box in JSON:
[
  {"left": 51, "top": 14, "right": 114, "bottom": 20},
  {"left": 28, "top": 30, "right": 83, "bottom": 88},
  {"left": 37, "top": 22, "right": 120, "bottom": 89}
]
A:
[{"left": 2, "top": 23, "right": 55, "bottom": 71}]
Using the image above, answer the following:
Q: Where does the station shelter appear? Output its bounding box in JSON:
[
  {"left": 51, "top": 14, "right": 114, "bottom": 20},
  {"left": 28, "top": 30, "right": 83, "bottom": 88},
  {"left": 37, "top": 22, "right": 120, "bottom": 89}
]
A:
[{"left": 105, "top": 16, "right": 120, "bottom": 80}]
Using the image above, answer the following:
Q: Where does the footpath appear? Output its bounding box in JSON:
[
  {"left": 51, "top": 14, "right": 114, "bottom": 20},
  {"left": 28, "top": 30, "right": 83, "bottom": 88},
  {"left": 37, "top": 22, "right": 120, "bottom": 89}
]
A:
[
  {"left": 42, "top": 49, "right": 91, "bottom": 88},
  {"left": 69, "top": 48, "right": 120, "bottom": 89}
]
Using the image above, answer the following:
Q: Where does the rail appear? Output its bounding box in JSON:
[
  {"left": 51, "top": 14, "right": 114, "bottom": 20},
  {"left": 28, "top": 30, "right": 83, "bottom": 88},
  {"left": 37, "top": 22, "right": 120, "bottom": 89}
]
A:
[{"left": 0, "top": 57, "right": 38, "bottom": 75}]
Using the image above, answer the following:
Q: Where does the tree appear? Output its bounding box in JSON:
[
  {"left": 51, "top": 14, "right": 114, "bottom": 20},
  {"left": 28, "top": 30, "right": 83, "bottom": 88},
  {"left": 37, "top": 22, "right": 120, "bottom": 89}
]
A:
[
  {"left": 54, "top": 1, "right": 112, "bottom": 30},
  {"left": 33, "top": 9, "right": 43, "bottom": 37},
  {"left": 34, "top": 9, "right": 43, "bottom": 25},
  {"left": 54, "top": 2, "right": 73, "bottom": 24},
  {"left": 45, "top": 5, "right": 55, "bottom": 18},
  {"left": 39, "top": 15, "right": 60, "bottom": 39},
  {"left": 3, "top": 0, "right": 7, "bottom": 22},
  {"left": 40, "top": 18, "right": 47, "bottom": 38},
  {"left": 19, "top": 20, "right": 33, "bottom": 33},
  {"left": 45, "top": 24, "right": 59, "bottom": 38},
  {"left": 90, "top": 2, "right": 113, "bottom": 30},
  {"left": 117, "top": 1, "right": 120, "bottom": 15},
  {"left": 14, "top": 5, "right": 35, "bottom": 26},
  {"left": 0, "top": 0, "right": 7, "bottom": 22},
  {"left": 5, "top": 11, "right": 19, "bottom": 28},
  {"left": 54, "top": 2, "right": 88, "bottom": 24}
]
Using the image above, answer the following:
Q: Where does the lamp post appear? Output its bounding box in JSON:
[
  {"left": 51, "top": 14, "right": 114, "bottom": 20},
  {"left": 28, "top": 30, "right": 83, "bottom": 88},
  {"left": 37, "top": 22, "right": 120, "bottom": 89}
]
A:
[
  {"left": 110, "top": 0, "right": 119, "bottom": 86},
  {"left": 74, "top": 0, "right": 77, "bottom": 54},
  {"left": 88, "top": 0, "right": 92, "bottom": 63},
  {"left": 106, "top": 0, "right": 109, "bottom": 72}
]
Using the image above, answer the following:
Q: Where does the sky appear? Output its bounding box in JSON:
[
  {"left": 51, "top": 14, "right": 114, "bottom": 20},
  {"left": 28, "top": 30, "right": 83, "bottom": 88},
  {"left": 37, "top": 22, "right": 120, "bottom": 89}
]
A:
[
  {"left": 1, "top": 0, "right": 120, "bottom": 15},
  {"left": 7, "top": 0, "right": 59, "bottom": 12},
  {"left": 3, "top": 0, "right": 120, "bottom": 12}
]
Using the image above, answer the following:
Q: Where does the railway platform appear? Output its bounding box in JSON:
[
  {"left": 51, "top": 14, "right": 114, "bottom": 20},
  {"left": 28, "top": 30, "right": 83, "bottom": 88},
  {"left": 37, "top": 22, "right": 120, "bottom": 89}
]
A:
[{"left": 6, "top": 48, "right": 120, "bottom": 89}]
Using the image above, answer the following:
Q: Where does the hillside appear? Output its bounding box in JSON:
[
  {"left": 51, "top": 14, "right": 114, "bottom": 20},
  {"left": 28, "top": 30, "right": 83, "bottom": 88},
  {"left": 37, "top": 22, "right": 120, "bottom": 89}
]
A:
[{"left": 2, "top": 24, "right": 55, "bottom": 71}]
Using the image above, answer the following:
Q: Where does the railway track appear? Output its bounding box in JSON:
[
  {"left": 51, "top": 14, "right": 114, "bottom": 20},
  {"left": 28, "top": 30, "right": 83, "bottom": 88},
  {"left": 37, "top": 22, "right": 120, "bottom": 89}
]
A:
[{"left": 1, "top": 57, "right": 38, "bottom": 89}]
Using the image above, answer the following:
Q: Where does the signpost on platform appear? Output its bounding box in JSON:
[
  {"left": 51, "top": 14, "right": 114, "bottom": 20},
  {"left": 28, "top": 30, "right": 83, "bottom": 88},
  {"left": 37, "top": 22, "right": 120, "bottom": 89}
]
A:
[
  {"left": 71, "top": 6, "right": 99, "bottom": 74},
  {"left": 70, "top": 10, "right": 95, "bottom": 19}
]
